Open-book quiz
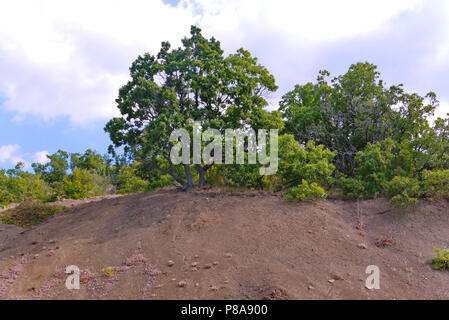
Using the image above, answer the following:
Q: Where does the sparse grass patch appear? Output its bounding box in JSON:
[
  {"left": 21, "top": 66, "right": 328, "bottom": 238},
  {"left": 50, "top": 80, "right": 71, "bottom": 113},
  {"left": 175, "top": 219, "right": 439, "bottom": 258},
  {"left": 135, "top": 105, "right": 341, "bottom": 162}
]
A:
[
  {"left": 0, "top": 200, "right": 67, "bottom": 227},
  {"left": 431, "top": 247, "right": 449, "bottom": 271}
]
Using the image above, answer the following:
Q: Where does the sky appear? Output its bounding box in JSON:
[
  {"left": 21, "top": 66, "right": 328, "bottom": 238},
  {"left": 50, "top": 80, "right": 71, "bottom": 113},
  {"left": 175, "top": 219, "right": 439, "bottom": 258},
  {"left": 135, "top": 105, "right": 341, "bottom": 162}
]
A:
[{"left": 0, "top": 0, "right": 448, "bottom": 169}]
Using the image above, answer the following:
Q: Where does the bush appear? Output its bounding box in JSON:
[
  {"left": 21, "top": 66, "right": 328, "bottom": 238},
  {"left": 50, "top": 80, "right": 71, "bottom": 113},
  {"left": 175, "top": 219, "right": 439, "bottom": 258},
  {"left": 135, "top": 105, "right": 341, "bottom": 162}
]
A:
[
  {"left": 420, "top": 170, "right": 449, "bottom": 197},
  {"left": 284, "top": 180, "right": 327, "bottom": 201},
  {"left": 334, "top": 177, "right": 369, "bottom": 199},
  {"left": 63, "top": 169, "right": 107, "bottom": 200},
  {"left": 431, "top": 247, "right": 449, "bottom": 271},
  {"left": 0, "top": 200, "right": 67, "bottom": 227},
  {"left": 115, "top": 165, "right": 147, "bottom": 194},
  {"left": 385, "top": 176, "right": 420, "bottom": 209},
  {"left": 276, "top": 136, "right": 335, "bottom": 190}
]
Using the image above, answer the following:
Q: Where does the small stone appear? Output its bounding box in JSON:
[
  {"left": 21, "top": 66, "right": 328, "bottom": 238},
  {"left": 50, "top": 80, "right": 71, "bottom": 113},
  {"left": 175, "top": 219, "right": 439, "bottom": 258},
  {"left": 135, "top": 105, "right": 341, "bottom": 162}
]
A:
[
  {"left": 167, "top": 260, "right": 175, "bottom": 267},
  {"left": 191, "top": 267, "right": 198, "bottom": 272},
  {"left": 308, "top": 285, "right": 314, "bottom": 290},
  {"left": 194, "top": 255, "right": 200, "bottom": 259},
  {"left": 178, "top": 280, "right": 187, "bottom": 288},
  {"left": 212, "top": 261, "right": 219, "bottom": 266},
  {"left": 331, "top": 273, "right": 343, "bottom": 280},
  {"left": 49, "top": 239, "right": 57, "bottom": 244},
  {"left": 171, "top": 278, "right": 176, "bottom": 281},
  {"left": 357, "top": 243, "right": 367, "bottom": 249},
  {"left": 191, "top": 262, "right": 199, "bottom": 267},
  {"left": 328, "top": 279, "right": 335, "bottom": 284},
  {"left": 404, "top": 267, "right": 412, "bottom": 273},
  {"left": 210, "top": 285, "right": 218, "bottom": 291},
  {"left": 34, "top": 254, "right": 39, "bottom": 258},
  {"left": 151, "top": 293, "right": 156, "bottom": 297},
  {"left": 224, "top": 253, "right": 232, "bottom": 258},
  {"left": 224, "top": 280, "right": 229, "bottom": 284},
  {"left": 195, "top": 283, "right": 200, "bottom": 287},
  {"left": 203, "top": 264, "right": 212, "bottom": 269}
]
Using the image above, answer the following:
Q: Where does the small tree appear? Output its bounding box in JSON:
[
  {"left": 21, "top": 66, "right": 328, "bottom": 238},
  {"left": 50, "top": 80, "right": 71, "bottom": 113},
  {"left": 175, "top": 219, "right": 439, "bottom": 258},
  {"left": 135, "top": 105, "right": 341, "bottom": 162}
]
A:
[{"left": 105, "top": 26, "right": 277, "bottom": 190}]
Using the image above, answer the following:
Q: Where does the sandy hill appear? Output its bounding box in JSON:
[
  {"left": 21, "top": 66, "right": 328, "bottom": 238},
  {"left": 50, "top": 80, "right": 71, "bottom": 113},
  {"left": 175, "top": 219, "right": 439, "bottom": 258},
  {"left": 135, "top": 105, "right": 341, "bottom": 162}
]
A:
[{"left": 0, "top": 190, "right": 448, "bottom": 299}]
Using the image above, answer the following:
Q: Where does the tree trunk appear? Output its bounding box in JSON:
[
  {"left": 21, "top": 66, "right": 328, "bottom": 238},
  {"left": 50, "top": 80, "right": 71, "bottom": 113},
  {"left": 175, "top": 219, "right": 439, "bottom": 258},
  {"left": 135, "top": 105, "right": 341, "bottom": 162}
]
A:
[
  {"left": 195, "top": 164, "right": 206, "bottom": 188},
  {"left": 183, "top": 164, "right": 194, "bottom": 191}
]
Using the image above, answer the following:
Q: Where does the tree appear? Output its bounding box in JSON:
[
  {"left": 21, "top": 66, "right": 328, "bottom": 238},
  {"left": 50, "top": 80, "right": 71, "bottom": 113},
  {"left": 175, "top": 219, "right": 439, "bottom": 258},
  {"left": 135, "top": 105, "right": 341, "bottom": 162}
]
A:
[
  {"left": 32, "top": 150, "right": 69, "bottom": 185},
  {"left": 70, "top": 149, "right": 106, "bottom": 174},
  {"left": 105, "top": 26, "right": 277, "bottom": 190},
  {"left": 279, "top": 62, "right": 439, "bottom": 175}
]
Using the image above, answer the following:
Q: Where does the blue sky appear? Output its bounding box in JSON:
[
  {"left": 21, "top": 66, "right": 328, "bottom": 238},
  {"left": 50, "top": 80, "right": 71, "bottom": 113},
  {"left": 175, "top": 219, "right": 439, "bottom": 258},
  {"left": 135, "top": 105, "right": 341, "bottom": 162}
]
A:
[{"left": 0, "top": 0, "right": 448, "bottom": 169}]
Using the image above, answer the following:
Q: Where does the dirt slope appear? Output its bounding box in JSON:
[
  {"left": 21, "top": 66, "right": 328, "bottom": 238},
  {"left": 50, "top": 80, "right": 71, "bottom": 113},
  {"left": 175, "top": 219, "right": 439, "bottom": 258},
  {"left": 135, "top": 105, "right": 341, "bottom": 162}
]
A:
[{"left": 0, "top": 190, "right": 448, "bottom": 300}]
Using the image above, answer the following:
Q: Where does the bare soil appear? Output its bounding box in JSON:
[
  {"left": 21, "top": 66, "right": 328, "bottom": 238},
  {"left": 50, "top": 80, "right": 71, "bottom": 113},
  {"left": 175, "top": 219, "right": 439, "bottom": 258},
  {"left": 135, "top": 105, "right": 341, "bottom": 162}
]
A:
[{"left": 0, "top": 189, "right": 448, "bottom": 300}]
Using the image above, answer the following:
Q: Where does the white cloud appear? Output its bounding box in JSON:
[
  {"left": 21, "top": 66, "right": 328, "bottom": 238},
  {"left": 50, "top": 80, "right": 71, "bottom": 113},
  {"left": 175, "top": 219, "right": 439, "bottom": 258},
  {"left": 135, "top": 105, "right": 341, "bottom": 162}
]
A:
[
  {"left": 33, "top": 151, "right": 50, "bottom": 164},
  {"left": 0, "top": 144, "right": 26, "bottom": 166},
  {"left": 0, "top": 0, "right": 426, "bottom": 124}
]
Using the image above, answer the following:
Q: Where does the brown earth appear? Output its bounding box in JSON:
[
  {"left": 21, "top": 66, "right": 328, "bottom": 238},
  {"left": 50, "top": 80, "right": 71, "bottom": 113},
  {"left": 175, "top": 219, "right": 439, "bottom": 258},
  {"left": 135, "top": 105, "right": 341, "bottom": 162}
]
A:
[{"left": 0, "top": 189, "right": 448, "bottom": 300}]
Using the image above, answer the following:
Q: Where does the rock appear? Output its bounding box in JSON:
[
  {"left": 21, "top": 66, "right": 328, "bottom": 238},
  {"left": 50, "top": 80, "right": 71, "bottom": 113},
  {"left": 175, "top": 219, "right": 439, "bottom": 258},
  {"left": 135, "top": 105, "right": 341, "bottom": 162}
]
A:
[
  {"left": 191, "top": 262, "right": 199, "bottom": 267},
  {"left": 357, "top": 243, "right": 367, "bottom": 249},
  {"left": 167, "top": 260, "right": 175, "bottom": 267},
  {"left": 49, "top": 239, "right": 57, "bottom": 244},
  {"left": 33, "top": 254, "right": 39, "bottom": 259},
  {"left": 203, "top": 264, "right": 212, "bottom": 269},
  {"left": 177, "top": 280, "right": 187, "bottom": 288},
  {"left": 308, "top": 285, "right": 314, "bottom": 290},
  {"left": 331, "top": 273, "right": 343, "bottom": 280},
  {"left": 328, "top": 279, "right": 335, "bottom": 284},
  {"left": 210, "top": 286, "right": 218, "bottom": 291},
  {"left": 191, "top": 267, "right": 198, "bottom": 272},
  {"left": 194, "top": 255, "right": 200, "bottom": 259},
  {"left": 194, "top": 283, "right": 200, "bottom": 287},
  {"left": 212, "top": 261, "right": 219, "bottom": 266}
]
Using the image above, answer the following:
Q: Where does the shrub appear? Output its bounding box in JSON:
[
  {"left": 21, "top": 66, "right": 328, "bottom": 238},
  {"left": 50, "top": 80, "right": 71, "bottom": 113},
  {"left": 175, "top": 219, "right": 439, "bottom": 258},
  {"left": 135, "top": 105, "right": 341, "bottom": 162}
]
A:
[
  {"left": 431, "top": 247, "right": 449, "bottom": 271},
  {"left": 420, "top": 170, "right": 449, "bottom": 197},
  {"left": 115, "top": 165, "right": 147, "bottom": 194},
  {"left": 0, "top": 200, "right": 67, "bottom": 227},
  {"left": 334, "top": 177, "right": 368, "bottom": 199},
  {"left": 385, "top": 176, "right": 420, "bottom": 209},
  {"left": 284, "top": 180, "right": 327, "bottom": 201}
]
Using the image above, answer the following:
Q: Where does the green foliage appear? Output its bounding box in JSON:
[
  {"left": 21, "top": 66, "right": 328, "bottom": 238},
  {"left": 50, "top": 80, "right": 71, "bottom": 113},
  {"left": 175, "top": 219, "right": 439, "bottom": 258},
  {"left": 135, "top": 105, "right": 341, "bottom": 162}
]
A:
[
  {"left": 115, "top": 164, "right": 147, "bottom": 194},
  {"left": 205, "top": 134, "right": 335, "bottom": 202},
  {"left": 105, "top": 25, "right": 278, "bottom": 190},
  {"left": 32, "top": 150, "right": 69, "bottom": 185},
  {"left": 420, "top": 170, "right": 449, "bottom": 197},
  {"left": 280, "top": 62, "right": 441, "bottom": 175},
  {"left": 275, "top": 136, "right": 335, "bottom": 190},
  {"left": 284, "top": 180, "right": 327, "bottom": 201},
  {"left": 70, "top": 149, "right": 108, "bottom": 175},
  {"left": 0, "top": 200, "right": 67, "bottom": 227},
  {"left": 334, "top": 177, "right": 367, "bottom": 199},
  {"left": 431, "top": 248, "right": 449, "bottom": 271},
  {"left": 63, "top": 168, "right": 110, "bottom": 200}
]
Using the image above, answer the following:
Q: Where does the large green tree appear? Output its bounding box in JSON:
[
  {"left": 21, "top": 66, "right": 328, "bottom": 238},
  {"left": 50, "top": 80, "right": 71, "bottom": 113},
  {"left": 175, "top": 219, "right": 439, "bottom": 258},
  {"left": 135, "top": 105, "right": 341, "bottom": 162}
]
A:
[
  {"left": 279, "top": 62, "right": 440, "bottom": 175},
  {"left": 105, "top": 26, "right": 277, "bottom": 190}
]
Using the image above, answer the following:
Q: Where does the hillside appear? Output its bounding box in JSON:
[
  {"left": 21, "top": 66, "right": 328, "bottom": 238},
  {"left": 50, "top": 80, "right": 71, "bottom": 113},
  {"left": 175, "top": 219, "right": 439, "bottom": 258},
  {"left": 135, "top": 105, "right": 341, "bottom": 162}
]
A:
[{"left": 0, "top": 190, "right": 448, "bottom": 299}]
